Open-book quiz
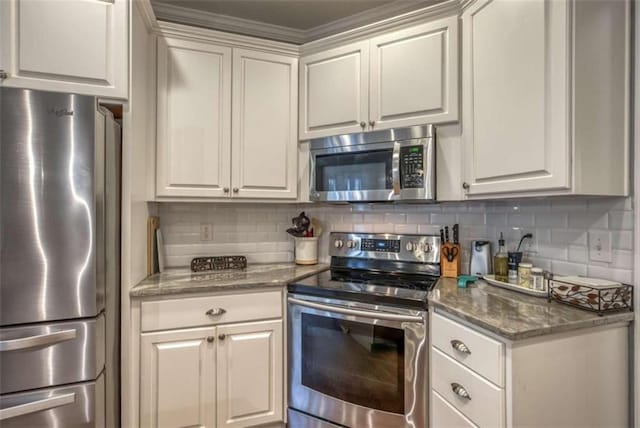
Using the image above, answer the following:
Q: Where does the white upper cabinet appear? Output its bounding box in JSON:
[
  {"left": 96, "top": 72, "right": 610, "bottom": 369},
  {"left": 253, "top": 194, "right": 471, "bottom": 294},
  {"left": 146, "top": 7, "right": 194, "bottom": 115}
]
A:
[
  {"left": 369, "top": 17, "right": 459, "bottom": 130},
  {"left": 156, "top": 36, "right": 232, "bottom": 198},
  {"left": 0, "top": 0, "right": 128, "bottom": 98},
  {"left": 155, "top": 24, "right": 299, "bottom": 201},
  {"left": 232, "top": 49, "right": 298, "bottom": 199},
  {"left": 299, "top": 17, "right": 459, "bottom": 140},
  {"left": 299, "top": 41, "right": 369, "bottom": 139},
  {"left": 462, "top": 0, "right": 630, "bottom": 198}
]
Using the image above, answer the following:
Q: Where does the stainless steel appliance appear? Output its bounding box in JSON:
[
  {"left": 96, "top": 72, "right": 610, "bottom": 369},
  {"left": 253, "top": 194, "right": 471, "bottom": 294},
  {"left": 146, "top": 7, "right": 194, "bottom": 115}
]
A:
[
  {"left": 309, "top": 125, "right": 435, "bottom": 202},
  {"left": 288, "top": 232, "right": 441, "bottom": 427},
  {"left": 469, "top": 240, "right": 493, "bottom": 277},
  {"left": 0, "top": 88, "right": 120, "bottom": 427}
]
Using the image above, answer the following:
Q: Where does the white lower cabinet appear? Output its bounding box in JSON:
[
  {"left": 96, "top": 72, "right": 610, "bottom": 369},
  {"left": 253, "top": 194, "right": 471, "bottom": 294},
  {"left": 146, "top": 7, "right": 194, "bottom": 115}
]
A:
[
  {"left": 141, "top": 327, "right": 217, "bottom": 428},
  {"left": 430, "top": 310, "right": 630, "bottom": 427},
  {"left": 139, "top": 291, "right": 284, "bottom": 428},
  {"left": 217, "top": 320, "right": 283, "bottom": 427}
]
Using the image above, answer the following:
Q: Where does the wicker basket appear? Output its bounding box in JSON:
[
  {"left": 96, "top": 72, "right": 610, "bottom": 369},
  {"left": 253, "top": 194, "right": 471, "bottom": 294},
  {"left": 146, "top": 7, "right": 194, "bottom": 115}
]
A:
[{"left": 548, "top": 277, "right": 633, "bottom": 316}]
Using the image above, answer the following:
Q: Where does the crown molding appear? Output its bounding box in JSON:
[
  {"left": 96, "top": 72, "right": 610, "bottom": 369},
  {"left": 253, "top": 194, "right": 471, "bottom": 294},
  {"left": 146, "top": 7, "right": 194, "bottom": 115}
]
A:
[
  {"left": 134, "top": 0, "right": 159, "bottom": 32},
  {"left": 155, "top": 21, "right": 300, "bottom": 55},
  {"left": 150, "top": 0, "right": 464, "bottom": 46},
  {"left": 151, "top": 2, "right": 307, "bottom": 44},
  {"left": 302, "top": 0, "right": 462, "bottom": 54}
]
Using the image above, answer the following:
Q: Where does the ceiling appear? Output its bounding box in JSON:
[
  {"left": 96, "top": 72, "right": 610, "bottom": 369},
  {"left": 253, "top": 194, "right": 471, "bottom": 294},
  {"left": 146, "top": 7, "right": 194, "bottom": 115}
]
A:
[{"left": 151, "top": 0, "right": 441, "bottom": 43}]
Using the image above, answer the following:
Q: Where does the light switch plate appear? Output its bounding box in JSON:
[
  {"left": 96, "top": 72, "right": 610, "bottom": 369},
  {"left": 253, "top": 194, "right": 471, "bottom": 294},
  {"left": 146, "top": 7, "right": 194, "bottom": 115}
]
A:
[{"left": 588, "top": 231, "right": 612, "bottom": 263}]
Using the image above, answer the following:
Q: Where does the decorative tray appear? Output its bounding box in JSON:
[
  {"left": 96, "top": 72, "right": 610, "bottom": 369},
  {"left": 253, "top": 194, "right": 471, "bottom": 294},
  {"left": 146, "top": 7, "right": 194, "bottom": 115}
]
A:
[
  {"left": 482, "top": 275, "right": 547, "bottom": 298},
  {"left": 548, "top": 276, "right": 633, "bottom": 315},
  {"left": 190, "top": 255, "right": 247, "bottom": 272}
]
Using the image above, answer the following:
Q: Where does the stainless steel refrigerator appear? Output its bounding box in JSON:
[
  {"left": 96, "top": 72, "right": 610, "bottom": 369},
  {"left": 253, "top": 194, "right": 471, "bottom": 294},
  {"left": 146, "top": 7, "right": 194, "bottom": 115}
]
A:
[{"left": 0, "top": 87, "right": 120, "bottom": 427}]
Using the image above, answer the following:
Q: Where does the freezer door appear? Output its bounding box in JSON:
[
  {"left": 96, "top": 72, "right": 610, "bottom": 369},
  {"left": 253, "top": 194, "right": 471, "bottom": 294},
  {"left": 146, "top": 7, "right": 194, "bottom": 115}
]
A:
[
  {"left": 0, "top": 87, "right": 102, "bottom": 326},
  {"left": 0, "top": 315, "right": 104, "bottom": 395},
  {"left": 0, "top": 373, "right": 105, "bottom": 428}
]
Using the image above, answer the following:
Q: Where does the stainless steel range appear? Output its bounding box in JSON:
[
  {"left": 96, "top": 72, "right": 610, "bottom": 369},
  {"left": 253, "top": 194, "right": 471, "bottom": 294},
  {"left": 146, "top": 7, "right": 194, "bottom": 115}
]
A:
[{"left": 287, "top": 232, "right": 441, "bottom": 428}]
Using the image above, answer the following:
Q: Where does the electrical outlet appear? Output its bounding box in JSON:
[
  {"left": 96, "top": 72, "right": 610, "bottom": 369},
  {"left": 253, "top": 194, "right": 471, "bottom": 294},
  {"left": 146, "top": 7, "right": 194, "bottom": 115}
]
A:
[
  {"left": 200, "top": 223, "right": 212, "bottom": 241},
  {"left": 589, "top": 231, "right": 611, "bottom": 263}
]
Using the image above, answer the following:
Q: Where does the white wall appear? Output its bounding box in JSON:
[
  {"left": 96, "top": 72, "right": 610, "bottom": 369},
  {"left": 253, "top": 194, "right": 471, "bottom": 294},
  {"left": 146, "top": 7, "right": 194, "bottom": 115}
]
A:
[{"left": 158, "top": 197, "right": 634, "bottom": 284}]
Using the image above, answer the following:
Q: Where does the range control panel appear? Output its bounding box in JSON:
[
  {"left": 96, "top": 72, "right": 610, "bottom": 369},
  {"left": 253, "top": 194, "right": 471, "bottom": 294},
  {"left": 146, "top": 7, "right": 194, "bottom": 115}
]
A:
[
  {"left": 361, "top": 239, "right": 401, "bottom": 253},
  {"left": 329, "top": 232, "right": 441, "bottom": 264},
  {"left": 400, "top": 145, "right": 424, "bottom": 189}
]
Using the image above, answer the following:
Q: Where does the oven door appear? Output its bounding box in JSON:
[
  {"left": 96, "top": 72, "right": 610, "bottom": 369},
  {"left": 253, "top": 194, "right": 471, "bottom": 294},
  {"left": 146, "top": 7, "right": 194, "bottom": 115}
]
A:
[{"left": 287, "top": 294, "right": 427, "bottom": 428}]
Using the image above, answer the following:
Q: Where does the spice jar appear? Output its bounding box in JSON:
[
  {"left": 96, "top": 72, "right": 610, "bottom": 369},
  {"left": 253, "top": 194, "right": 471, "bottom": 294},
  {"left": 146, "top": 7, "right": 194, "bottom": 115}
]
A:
[
  {"left": 518, "top": 262, "right": 533, "bottom": 288},
  {"left": 531, "top": 267, "right": 544, "bottom": 291}
]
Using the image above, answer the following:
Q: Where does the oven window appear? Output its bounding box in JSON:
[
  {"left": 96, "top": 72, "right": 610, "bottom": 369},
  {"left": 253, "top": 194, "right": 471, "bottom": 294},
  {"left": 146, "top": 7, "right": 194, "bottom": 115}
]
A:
[
  {"left": 301, "top": 313, "right": 405, "bottom": 414},
  {"left": 315, "top": 149, "right": 393, "bottom": 192}
]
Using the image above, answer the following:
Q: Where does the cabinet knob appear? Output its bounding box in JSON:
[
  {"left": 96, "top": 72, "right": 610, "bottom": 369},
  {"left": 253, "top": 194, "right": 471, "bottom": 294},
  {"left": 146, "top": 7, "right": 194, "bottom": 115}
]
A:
[
  {"left": 218, "top": 334, "right": 226, "bottom": 341},
  {"left": 462, "top": 182, "right": 470, "bottom": 190},
  {"left": 205, "top": 308, "right": 226, "bottom": 317},
  {"left": 223, "top": 187, "right": 230, "bottom": 193},
  {"left": 451, "top": 339, "right": 471, "bottom": 354},
  {"left": 233, "top": 188, "right": 239, "bottom": 193},
  {"left": 368, "top": 120, "right": 375, "bottom": 127},
  {"left": 451, "top": 383, "right": 471, "bottom": 400},
  {"left": 206, "top": 336, "right": 215, "bottom": 343},
  {"left": 360, "top": 121, "right": 366, "bottom": 129},
  {"left": 0, "top": 70, "right": 7, "bottom": 80}
]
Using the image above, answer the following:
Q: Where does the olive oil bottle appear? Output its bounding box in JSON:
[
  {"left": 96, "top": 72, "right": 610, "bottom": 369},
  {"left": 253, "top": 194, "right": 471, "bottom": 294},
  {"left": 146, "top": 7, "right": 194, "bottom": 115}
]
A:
[{"left": 494, "top": 232, "right": 508, "bottom": 282}]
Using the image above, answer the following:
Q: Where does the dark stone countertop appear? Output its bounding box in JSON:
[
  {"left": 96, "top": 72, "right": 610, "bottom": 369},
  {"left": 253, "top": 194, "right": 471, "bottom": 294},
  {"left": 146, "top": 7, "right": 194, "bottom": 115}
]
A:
[
  {"left": 130, "top": 263, "right": 329, "bottom": 298},
  {"left": 430, "top": 277, "right": 634, "bottom": 341}
]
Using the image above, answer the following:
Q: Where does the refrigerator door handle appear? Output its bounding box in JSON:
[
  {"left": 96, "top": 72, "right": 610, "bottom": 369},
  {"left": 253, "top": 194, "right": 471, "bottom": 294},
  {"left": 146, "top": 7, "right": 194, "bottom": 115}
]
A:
[
  {"left": 0, "top": 392, "right": 76, "bottom": 420},
  {"left": 0, "top": 329, "right": 77, "bottom": 352}
]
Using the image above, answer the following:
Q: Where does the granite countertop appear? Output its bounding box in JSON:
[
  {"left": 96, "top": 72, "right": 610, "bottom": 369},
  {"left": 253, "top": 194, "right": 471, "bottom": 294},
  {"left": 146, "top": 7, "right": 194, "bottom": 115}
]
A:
[
  {"left": 130, "top": 263, "right": 329, "bottom": 298},
  {"left": 430, "top": 278, "right": 634, "bottom": 341}
]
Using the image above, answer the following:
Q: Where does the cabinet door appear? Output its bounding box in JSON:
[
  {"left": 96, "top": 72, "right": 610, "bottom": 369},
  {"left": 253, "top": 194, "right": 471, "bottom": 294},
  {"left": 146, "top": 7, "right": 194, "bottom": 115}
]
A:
[
  {"left": 369, "top": 17, "right": 459, "bottom": 130},
  {"left": 231, "top": 49, "right": 298, "bottom": 199},
  {"left": 217, "top": 320, "right": 283, "bottom": 427},
  {"left": 299, "top": 41, "right": 369, "bottom": 139},
  {"left": 156, "top": 36, "right": 232, "bottom": 198},
  {"left": 140, "top": 327, "right": 216, "bottom": 428},
  {"left": 462, "top": 0, "right": 570, "bottom": 196},
  {"left": 0, "top": 0, "right": 128, "bottom": 98}
]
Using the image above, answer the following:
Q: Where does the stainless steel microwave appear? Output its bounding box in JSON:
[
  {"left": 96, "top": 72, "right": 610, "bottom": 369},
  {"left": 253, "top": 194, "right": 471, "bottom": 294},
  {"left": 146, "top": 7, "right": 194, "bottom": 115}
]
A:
[{"left": 309, "top": 125, "right": 435, "bottom": 202}]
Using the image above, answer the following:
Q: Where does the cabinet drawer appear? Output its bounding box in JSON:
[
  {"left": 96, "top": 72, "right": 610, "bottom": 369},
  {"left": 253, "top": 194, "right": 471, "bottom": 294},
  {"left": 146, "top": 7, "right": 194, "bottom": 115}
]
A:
[
  {"left": 432, "top": 347, "right": 504, "bottom": 428},
  {"left": 141, "top": 290, "right": 282, "bottom": 332},
  {"left": 432, "top": 390, "right": 478, "bottom": 428},
  {"left": 432, "top": 311, "right": 504, "bottom": 386}
]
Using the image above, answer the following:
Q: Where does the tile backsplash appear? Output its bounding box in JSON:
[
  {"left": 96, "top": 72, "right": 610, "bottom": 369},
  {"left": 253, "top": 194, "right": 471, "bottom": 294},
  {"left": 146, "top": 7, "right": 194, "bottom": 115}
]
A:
[{"left": 159, "top": 197, "right": 634, "bottom": 284}]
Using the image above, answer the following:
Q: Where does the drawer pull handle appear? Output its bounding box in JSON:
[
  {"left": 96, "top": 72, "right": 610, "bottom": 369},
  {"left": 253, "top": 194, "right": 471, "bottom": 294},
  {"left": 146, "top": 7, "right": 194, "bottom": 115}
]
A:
[
  {"left": 205, "top": 308, "right": 226, "bottom": 317},
  {"left": 451, "top": 382, "right": 471, "bottom": 400},
  {"left": 451, "top": 339, "right": 471, "bottom": 354}
]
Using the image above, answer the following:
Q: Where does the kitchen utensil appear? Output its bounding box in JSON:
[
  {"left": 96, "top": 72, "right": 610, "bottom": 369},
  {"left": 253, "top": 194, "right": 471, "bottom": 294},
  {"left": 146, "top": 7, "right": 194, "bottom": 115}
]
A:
[
  {"left": 443, "top": 246, "right": 459, "bottom": 262},
  {"left": 470, "top": 240, "right": 492, "bottom": 277},
  {"left": 444, "top": 226, "right": 450, "bottom": 243},
  {"left": 287, "top": 211, "right": 311, "bottom": 237},
  {"left": 452, "top": 224, "right": 459, "bottom": 244}
]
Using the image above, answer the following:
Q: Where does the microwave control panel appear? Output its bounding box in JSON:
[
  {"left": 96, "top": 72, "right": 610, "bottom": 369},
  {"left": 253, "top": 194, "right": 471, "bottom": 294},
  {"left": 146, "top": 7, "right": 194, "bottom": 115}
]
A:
[{"left": 400, "top": 145, "right": 424, "bottom": 189}]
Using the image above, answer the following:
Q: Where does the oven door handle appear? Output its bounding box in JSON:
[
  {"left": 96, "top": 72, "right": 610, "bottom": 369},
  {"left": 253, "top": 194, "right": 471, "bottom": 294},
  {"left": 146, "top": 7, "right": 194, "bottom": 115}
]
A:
[{"left": 288, "top": 297, "right": 423, "bottom": 322}]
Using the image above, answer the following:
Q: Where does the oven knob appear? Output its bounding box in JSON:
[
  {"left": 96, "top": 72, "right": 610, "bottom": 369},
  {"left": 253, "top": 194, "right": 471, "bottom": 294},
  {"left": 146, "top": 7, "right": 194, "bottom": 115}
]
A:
[
  {"left": 347, "top": 240, "right": 357, "bottom": 249},
  {"left": 334, "top": 239, "right": 344, "bottom": 249},
  {"left": 405, "top": 242, "right": 415, "bottom": 252}
]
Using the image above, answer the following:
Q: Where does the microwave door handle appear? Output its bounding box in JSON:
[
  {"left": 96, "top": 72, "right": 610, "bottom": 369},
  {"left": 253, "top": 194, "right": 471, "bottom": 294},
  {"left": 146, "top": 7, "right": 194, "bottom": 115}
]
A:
[
  {"left": 288, "top": 297, "right": 423, "bottom": 323},
  {"left": 391, "top": 141, "right": 401, "bottom": 195}
]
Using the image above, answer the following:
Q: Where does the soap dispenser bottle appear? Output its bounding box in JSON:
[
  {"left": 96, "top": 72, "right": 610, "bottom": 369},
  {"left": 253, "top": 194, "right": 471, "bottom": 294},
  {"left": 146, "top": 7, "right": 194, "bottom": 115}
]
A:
[{"left": 494, "top": 232, "right": 508, "bottom": 282}]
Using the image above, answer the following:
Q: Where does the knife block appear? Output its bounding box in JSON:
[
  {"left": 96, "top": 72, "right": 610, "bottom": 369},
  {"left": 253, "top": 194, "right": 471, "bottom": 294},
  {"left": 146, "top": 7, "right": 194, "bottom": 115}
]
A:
[{"left": 441, "top": 243, "right": 461, "bottom": 278}]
